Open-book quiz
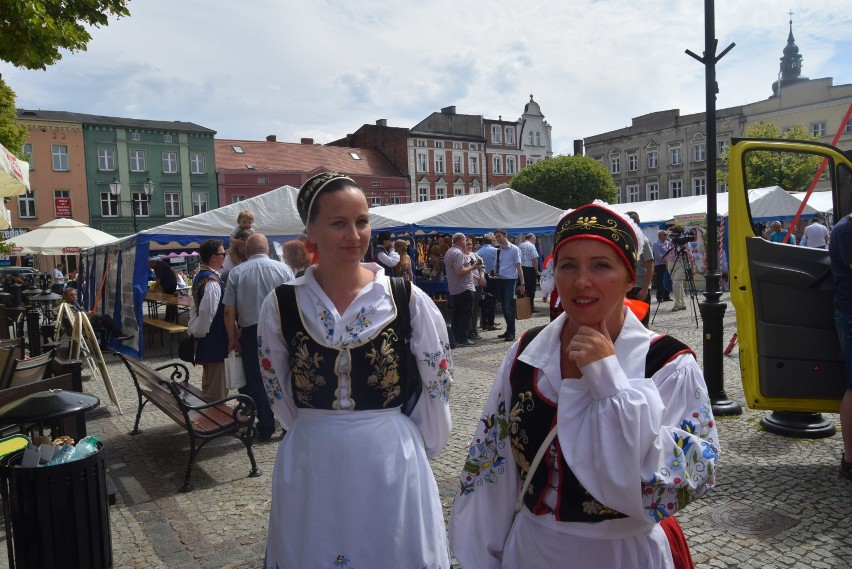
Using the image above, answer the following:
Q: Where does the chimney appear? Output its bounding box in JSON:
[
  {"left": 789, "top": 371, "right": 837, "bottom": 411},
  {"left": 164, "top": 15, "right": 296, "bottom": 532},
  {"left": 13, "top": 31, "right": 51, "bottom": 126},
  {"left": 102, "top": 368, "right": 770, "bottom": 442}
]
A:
[
  {"left": 441, "top": 105, "right": 456, "bottom": 115},
  {"left": 376, "top": 119, "right": 387, "bottom": 127},
  {"left": 266, "top": 134, "right": 277, "bottom": 142},
  {"left": 300, "top": 138, "right": 314, "bottom": 145},
  {"left": 573, "top": 139, "right": 585, "bottom": 156}
]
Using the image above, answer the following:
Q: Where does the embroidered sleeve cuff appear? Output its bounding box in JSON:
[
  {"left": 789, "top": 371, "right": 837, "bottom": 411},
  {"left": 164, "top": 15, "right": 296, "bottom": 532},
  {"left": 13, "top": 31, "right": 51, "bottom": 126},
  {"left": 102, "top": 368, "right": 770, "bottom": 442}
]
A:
[{"left": 580, "top": 355, "right": 631, "bottom": 400}]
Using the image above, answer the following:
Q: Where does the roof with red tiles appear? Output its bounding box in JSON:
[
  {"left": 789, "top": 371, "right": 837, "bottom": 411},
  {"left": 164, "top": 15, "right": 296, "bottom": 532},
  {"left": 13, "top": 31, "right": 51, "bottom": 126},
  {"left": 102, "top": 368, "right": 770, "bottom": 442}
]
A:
[{"left": 215, "top": 139, "right": 404, "bottom": 176}]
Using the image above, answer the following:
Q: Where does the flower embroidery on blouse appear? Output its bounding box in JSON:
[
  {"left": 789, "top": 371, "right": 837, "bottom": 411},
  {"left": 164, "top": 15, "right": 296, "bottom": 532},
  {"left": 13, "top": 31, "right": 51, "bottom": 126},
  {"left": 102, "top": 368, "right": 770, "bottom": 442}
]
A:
[
  {"left": 316, "top": 300, "right": 378, "bottom": 347},
  {"left": 365, "top": 328, "right": 402, "bottom": 407},
  {"left": 258, "top": 334, "right": 284, "bottom": 403},
  {"left": 290, "top": 331, "right": 326, "bottom": 408},
  {"left": 460, "top": 399, "right": 510, "bottom": 494},
  {"left": 418, "top": 339, "right": 453, "bottom": 402}
]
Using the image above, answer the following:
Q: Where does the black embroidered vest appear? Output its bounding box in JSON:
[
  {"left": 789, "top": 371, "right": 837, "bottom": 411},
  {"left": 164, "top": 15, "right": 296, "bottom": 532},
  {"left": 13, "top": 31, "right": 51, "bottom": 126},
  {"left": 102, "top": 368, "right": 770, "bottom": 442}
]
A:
[
  {"left": 274, "top": 283, "right": 410, "bottom": 410},
  {"left": 509, "top": 326, "right": 692, "bottom": 522}
]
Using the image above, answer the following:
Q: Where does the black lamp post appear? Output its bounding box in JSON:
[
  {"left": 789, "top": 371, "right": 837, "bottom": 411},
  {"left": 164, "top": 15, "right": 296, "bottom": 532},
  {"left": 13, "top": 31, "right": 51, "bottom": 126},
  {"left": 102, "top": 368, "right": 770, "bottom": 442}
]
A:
[{"left": 110, "top": 177, "right": 155, "bottom": 234}]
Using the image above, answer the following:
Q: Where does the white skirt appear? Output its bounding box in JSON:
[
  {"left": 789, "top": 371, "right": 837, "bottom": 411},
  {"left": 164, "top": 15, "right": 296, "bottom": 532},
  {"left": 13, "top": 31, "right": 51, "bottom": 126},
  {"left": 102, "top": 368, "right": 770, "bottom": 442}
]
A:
[{"left": 265, "top": 408, "right": 450, "bottom": 569}]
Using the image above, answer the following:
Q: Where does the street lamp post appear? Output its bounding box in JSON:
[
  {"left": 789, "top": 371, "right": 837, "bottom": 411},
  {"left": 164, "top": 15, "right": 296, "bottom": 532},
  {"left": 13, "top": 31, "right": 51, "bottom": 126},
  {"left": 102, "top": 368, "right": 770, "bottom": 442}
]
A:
[{"left": 109, "top": 177, "right": 155, "bottom": 234}]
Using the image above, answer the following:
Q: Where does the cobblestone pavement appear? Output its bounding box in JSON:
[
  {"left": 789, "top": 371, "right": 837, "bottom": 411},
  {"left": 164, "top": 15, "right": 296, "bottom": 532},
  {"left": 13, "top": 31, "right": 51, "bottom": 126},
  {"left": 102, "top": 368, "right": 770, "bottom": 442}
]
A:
[{"left": 3, "top": 292, "right": 850, "bottom": 568}]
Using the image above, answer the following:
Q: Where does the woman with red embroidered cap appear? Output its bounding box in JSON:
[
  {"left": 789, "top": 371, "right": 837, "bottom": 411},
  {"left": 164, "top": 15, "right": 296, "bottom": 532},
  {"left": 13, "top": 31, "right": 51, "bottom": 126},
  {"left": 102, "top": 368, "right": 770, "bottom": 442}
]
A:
[
  {"left": 257, "top": 171, "right": 453, "bottom": 568},
  {"left": 449, "top": 203, "right": 719, "bottom": 569}
]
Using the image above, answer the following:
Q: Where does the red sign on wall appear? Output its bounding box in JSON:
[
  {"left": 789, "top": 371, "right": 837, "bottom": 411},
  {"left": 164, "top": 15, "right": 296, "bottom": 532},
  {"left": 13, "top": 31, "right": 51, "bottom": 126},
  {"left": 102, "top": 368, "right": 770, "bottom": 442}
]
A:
[{"left": 55, "top": 197, "right": 72, "bottom": 218}]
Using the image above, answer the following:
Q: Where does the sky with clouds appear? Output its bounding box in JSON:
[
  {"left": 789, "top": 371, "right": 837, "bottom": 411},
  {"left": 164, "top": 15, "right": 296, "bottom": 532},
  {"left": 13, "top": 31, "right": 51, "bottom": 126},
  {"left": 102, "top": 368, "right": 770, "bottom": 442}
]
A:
[{"left": 3, "top": 0, "right": 851, "bottom": 156}]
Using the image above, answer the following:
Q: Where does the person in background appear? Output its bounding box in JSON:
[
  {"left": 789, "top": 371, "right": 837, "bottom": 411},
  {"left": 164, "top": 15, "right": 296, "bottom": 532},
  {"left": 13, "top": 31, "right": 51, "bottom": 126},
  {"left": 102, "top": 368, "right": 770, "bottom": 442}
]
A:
[
  {"left": 222, "top": 226, "right": 255, "bottom": 279},
  {"left": 282, "top": 239, "right": 312, "bottom": 278},
  {"left": 60, "top": 287, "right": 129, "bottom": 349},
  {"left": 769, "top": 220, "right": 797, "bottom": 245},
  {"left": 258, "top": 171, "right": 452, "bottom": 567},
  {"left": 828, "top": 213, "right": 852, "bottom": 481},
  {"left": 232, "top": 208, "right": 255, "bottom": 236},
  {"left": 392, "top": 238, "right": 415, "bottom": 282},
  {"left": 188, "top": 240, "right": 229, "bottom": 401},
  {"left": 664, "top": 227, "right": 694, "bottom": 312},
  {"left": 518, "top": 233, "right": 540, "bottom": 312},
  {"left": 51, "top": 262, "right": 66, "bottom": 294},
  {"left": 373, "top": 231, "right": 400, "bottom": 276},
  {"left": 449, "top": 203, "right": 719, "bottom": 569},
  {"left": 151, "top": 256, "right": 179, "bottom": 322},
  {"left": 652, "top": 230, "right": 673, "bottom": 302},
  {"left": 444, "top": 232, "right": 479, "bottom": 346},
  {"left": 477, "top": 233, "right": 500, "bottom": 331},
  {"left": 625, "top": 211, "right": 654, "bottom": 326},
  {"left": 466, "top": 236, "right": 486, "bottom": 341},
  {"left": 492, "top": 228, "right": 524, "bottom": 342},
  {"left": 801, "top": 216, "right": 830, "bottom": 248}
]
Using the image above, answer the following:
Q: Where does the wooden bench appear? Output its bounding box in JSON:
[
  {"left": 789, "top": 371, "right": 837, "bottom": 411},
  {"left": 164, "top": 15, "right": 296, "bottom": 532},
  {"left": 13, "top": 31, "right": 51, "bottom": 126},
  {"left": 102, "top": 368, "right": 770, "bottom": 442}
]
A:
[
  {"left": 142, "top": 317, "right": 188, "bottom": 357},
  {"left": 119, "top": 354, "right": 262, "bottom": 492}
]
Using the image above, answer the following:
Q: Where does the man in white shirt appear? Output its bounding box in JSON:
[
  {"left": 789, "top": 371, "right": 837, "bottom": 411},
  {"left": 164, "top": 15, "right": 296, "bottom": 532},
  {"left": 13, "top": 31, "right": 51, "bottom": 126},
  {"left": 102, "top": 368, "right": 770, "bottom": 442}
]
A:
[
  {"left": 518, "top": 233, "right": 540, "bottom": 312},
  {"left": 492, "top": 229, "right": 524, "bottom": 342},
  {"left": 801, "top": 217, "right": 830, "bottom": 249}
]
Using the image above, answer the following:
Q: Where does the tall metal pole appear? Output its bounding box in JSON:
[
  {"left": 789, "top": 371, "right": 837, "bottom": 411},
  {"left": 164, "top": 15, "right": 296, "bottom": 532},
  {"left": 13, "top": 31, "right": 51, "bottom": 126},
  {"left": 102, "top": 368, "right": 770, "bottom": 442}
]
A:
[{"left": 686, "top": 0, "right": 742, "bottom": 415}]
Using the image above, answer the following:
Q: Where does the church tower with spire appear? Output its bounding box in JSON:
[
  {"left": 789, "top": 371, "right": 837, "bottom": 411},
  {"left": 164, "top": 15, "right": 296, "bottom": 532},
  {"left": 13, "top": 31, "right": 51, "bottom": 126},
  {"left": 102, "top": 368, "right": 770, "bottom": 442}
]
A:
[{"left": 771, "top": 15, "right": 809, "bottom": 96}]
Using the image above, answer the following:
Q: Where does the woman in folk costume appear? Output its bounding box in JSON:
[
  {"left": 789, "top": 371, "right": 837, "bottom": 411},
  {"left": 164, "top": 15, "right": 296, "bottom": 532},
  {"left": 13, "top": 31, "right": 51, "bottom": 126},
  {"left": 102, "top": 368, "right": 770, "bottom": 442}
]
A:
[
  {"left": 449, "top": 204, "right": 719, "bottom": 569},
  {"left": 258, "top": 171, "right": 453, "bottom": 568}
]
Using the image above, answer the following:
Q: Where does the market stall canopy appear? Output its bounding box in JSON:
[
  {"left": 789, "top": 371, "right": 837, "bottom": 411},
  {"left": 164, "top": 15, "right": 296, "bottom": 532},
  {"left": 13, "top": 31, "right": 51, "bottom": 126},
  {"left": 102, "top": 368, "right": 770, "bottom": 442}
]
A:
[
  {"left": 790, "top": 191, "right": 833, "bottom": 215},
  {"left": 8, "top": 218, "right": 119, "bottom": 255},
  {"left": 0, "top": 143, "right": 30, "bottom": 198},
  {"left": 369, "top": 188, "right": 563, "bottom": 234}
]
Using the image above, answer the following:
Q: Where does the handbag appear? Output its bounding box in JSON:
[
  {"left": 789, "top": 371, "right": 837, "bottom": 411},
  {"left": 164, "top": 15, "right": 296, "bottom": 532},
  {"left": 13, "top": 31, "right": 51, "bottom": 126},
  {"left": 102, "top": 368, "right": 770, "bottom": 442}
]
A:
[
  {"left": 224, "top": 351, "right": 246, "bottom": 390},
  {"left": 390, "top": 277, "right": 422, "bottom": 416},
  {"left": 178, "top": 336, "right": 197, "bottom": 363}
]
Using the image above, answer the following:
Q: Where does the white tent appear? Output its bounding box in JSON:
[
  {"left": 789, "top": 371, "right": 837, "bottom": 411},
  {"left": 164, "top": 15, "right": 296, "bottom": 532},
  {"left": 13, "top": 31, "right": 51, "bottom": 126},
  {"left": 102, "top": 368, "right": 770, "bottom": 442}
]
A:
[{"left": 790, "top": 191, "right": 833, "bottom": 215}]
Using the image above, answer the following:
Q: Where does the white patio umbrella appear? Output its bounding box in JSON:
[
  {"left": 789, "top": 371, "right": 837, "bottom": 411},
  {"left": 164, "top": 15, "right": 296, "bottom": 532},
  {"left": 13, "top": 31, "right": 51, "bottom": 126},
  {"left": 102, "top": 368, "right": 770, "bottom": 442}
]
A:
[{"left": 8, "top": 218, "right": 118, "bottom": 256}]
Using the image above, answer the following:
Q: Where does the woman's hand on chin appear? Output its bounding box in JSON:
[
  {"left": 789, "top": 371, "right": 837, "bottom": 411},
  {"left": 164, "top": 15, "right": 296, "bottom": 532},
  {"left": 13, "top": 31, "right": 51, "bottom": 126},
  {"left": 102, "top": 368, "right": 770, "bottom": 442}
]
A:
[{"left": 566, "top": 320, "right": 615, "bottom": 369}]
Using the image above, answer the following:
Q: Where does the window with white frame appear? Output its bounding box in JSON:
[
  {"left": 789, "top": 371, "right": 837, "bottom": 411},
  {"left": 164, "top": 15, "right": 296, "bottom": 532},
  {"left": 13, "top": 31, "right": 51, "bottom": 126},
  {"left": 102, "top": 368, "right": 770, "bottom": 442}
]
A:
[
  {"left": 627, "top": 184, "right": 639, "bottom": 202},
  {"left": 716, "top": 139, "right": 729, "bottom": 158},
  {"left": 416, "top": 140, "right": 426, "bottom": 147},
  {"left": 100, "top": 192, "right": 118, "bottom": 217},
  {"left": 506, "top": 156, "right": 516, "bottom": 175},
  {"left": 529, "top": 131, "right": 535, "bottom": 145},
  {"left": 846, "top": 119, "right": 852, "bottom": 134},
  {"left": 435, "top": 154, "right": 445, "bottom": 173},
  {"left": 389, "top": 196, "right": 401, "bottom": 205},
  {"left": 469, "top": 143, "right": 479, "bottom": 151},
  {"left": 51, "top": 144, "right": 68, "bottom": 171},
  {"left": 417, "top": 153, "right": 428, "bottom": 172},
  {"left": 453, "top": 142, "right": 462, "bottom": 149},
  {"left": 97, "top": 148, "right": 115, "bottom": 171},
  {"left": 435, "top": 141, "right": 444, "bottom": 148},
  {"left": 162, "top": 152, "right": 178, "bottom": 174},
  {"left": 192, "top": 193, "right": 208, "bottom": 215},
  {"left": 627, "top": 153, "right": 638, "bottom": 172},
  {"left": 130, "top": 149, "right": 146, "bottom": 172},
  {"left": 190, "top": 153, "right": 206, "bottom": 174},
  {"left": 669, "top": 146, "right": 682, "bottom": 165},
  {"left": 369, "top": 197, "right": 381, "bottom": 207},
  {"left": 535, "top": 132, "right": 541, "bottom": 145},
  {"left": 418, "top": 186, "right": 429, "bottom": 202},
  {"left": 493, "top": 155, "right": 502, "bottom": 174},
  {"left": 469, "top": 156, "right": 479, "bottom": 174},
  {"left": 164, "top": 134, "right": 173, "bottom": 143},
  {"left": 229, "top": 195, "right": 246, "bottom": 205},
  {"left": 505, "top": 127, "right": 515, "bottom": 144},
  {"left": 165, "top": 192, "right": 181, "bottom": 216},
  {"left": 492, "top": 125, "right": 502, "bottom": 143},
  {"left": 692, "top": 176, "right": 707, "bottom": 195},
  {"left": 811, "top": 121, "right": 826, "bottom": 137},
  {"left": 436, "top": 186, "right": 446, "bottom": 200},
  {"left": 647, "top": 149, "right": 658, "bottom": 169},
  {"left": 453, "top": 184, "right": 464, "bottom": 196},
  {"left": 610, "top": 155, "right": 620, "bottom": 174},
  {"left": 453, "top": 155, "right": 463, "bottom": 174},
  {"left": 131, "top": 132, "right": 141, "bottom": 141},
  {"left": 692, "top": 143, "right": 705, "bottom": 162},
  {"left": 470, "top": 181, "right": 480, "bottom": 193},
  {"left": 646, "top": 182, "right": 659, "bottom": 200},
  {"left": 132, "top": 192, "right": 150, "bottom": 216},
  {"left": 22, "top": 144, "right": 33, "bottom": 169},
  {"left": 54, "top": 189, "right": 71, "bottom": 218},
  {"left": 717, "top": 181, "right": 728, "bottom": 193},
  {"left": 669, "top": 179, "right": 683, "bottom": 198},
  {"left": 18, "top": 191, "right": 36, "bottom": 217}
]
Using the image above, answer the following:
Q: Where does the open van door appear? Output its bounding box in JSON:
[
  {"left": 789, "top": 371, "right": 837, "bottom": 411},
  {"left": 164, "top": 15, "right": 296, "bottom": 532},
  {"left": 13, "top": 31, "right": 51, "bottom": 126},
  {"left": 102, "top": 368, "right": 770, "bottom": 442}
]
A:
[{"left": 728, "top": 138, "right": 852, "bottom": 413}]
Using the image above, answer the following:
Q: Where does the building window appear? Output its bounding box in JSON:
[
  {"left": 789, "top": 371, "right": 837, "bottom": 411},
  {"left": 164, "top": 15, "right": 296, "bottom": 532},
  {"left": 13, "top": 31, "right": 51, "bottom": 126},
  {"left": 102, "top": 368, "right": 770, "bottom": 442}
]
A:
[
  {"left": 692, "top": 143, "right": 705, "bottom": 162},
  {"left": 256, "top": 177, "right": 269, "bottom": 185},
  {"left": 647, "top": 149, "right": 658, "bottom": 169},
  {"left": 371, "top": 181, "right": 381, "bottom": 188},
  {"left": 453, "top": 155, "right": 463, "bottom": 174},
  {"left": 434, "top": 141, "right": 444, "bottom": 148},
  {"left": 493, "top": 155, "right": 502, "bottom": 174},
  {"left": 692, "top": 176, "right": 707, "bottom": 195},
  {"left": 436, "top": 186, "right": 446, "bottom": 200},
  {"left": 231, "top": 145, "right": 244, "bottom": 154},
  {"left": 646, "top": 182, "right": 659, "bottom": 201},
  {"left": 97, "top": 148, "right": 115, "bottom": 171},
  {"left": 22, "top": 144, "right": 33, "bottom": 169},
  {"left": 100, "top": 192, "right": 118, "bottom": 217},
  {"left": 627, "top": 153, "right": 638, "bottom": 172},
  {"left": 418, "top": 187, "right": 429, "bottom": 202},
  {"left": 469, "top": 143, "right": 479, "bottom": 151},
  {"left": 417, "top": 139, "right": 426, "bottom": 147},
  {"left": 165, "top": 192, "right": 181, "bottom": 216},
  {"left": 811, "top": 122, "right": 827, "bottom": 137},
  {"left": 506, "top": 156, "right": 516, "bottom": 175},
  {"left": 369, "top": 197, "right": 381, "bottom": 207},
  {"left": 492, "top": 125, "right": 502, "bottom": 143},
  {"left": 610, "top": 155, "right": 620, "bottom": 174},
  {"left": 54, "top": 189, "right": 71, "bottom": 218},
  {"left": 536, "top": 132, "right": 541, "bottom": 145},
  {"left": 164, "top": 134, "right": 173, "bottom": 143},
  {"left": 627, "top": 184, "right": 639, "bottom": 202},
  {"left": 230, "top": 195, "right": 246, "bottom": 204},
  {"left": 845, "top": 119, "right": 852, "bottom": 134},
  {"left": 389, "top": 197, "right": 401, "bottom": 205},
  {"left": 131, "top": 132, "right": 141, "bottom": 141},
  {"left": 18, "top": 191, "right": 36, "bottom": 218},
  {"left": 669, "top": 179, "right": 683, "bottom": 198},
  {"left": 454, "top": 185, "right": 464, "bottom": 196},
  {"left": 717, "top": 181, "right": 728, "bottom": 193},
  {"left": 132, "top": 192, "right": 150, "bottom": 216},
  {"left": 51, "top": 144, "right": 69, "bottom": 171},
  {"left": 162, "top": 152, "right": 178, "bottom": 174},
  {"left": 192, "top": 193, "right": 208, "bottom": 215},
  {"left": 435, "top": 154, "right": 445, "bottom": 173},
  {"left": 716, "top": 139, "right": 729, "bottom": 157},
  {"left": 505, "top": 127, "right": 515, "bottom": 144},
  {"left": 469, "top": 156, "right": 479, "bottom": 174},
  {"left": 471, "top": 181, "right": 480, "bottom": 193},
  {"left": 453, "top": 142, "right": 462, "bottom": 149},
  {"left": 417, "top": 153, "right": 428, "bottom": 172},
  {"left": 190, "top": 153, "right": 206, "bottom": 174},
  {"left": 130, "top": 150, "right": 146, "bottom": 172},
  {"left": 669, "top": 146, "right": 682, "bottom": 165}
]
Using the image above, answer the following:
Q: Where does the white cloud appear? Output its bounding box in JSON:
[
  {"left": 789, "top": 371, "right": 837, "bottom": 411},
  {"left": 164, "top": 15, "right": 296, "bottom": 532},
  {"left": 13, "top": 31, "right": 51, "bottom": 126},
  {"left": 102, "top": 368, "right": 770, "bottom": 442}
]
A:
[{"left": 2, "top": 0, "right": 850, "bottom": 155}]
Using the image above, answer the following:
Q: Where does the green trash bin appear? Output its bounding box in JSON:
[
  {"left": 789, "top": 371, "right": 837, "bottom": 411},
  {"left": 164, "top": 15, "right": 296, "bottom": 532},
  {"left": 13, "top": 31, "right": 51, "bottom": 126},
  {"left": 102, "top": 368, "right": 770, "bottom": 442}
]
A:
[{"left": 0, "top": 442, "right": 112, "bottom": 569}]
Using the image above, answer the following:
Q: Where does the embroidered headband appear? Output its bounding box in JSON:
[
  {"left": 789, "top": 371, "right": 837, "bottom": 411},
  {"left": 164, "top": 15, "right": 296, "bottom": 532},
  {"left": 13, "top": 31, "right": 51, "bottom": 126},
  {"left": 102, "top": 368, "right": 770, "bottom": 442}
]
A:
[
  {"left": 297, "top": 171, "right": 358, "bottom": 225},
  {"left": 553, "top": 204, "right": 638, "bottom": 281}
]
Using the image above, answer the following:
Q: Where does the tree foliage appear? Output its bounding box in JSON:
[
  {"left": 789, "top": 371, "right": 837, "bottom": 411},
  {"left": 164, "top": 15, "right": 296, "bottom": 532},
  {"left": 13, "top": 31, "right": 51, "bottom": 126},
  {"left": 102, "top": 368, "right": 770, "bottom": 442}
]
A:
[
  {"left": 509, "top": 155, "right": 618, "bottom": 210},
  {"left": 0, "top": 0, "right": 129, "bottom": 70},
  {"left": 0, "top": 80, "right": 27, "bottom": 154},
  {"left": 719, "top": 122, "right": 823, "bottom": 192}
]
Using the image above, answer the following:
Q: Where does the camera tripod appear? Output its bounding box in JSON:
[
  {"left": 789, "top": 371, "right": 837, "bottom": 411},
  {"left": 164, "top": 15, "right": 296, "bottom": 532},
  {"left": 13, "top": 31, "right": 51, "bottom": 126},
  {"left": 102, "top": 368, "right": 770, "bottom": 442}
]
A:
[{"left": 651, "top": 244, "right": 699, "bottom": 328}]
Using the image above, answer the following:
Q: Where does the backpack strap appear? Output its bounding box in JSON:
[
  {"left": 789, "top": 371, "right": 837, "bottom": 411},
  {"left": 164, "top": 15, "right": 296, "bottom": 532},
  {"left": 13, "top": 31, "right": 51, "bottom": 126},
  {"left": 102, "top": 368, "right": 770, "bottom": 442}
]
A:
[{"left": 645, "top": 334, "right": 694, "bottom": 377}]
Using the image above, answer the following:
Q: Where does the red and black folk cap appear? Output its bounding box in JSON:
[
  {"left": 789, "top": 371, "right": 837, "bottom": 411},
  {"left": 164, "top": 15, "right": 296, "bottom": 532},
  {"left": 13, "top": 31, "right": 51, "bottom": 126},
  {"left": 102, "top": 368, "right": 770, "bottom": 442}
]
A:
[{"left": 553, "top": 204, "right": 639, "bottom": 281}]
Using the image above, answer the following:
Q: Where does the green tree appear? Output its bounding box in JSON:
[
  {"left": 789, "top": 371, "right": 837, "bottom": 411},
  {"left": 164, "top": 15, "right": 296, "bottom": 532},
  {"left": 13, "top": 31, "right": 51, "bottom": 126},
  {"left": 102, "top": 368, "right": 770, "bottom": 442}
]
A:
[
  {"left": 0, "top": 79, "right": 26, "bottom": 153},
  {"left": 718, "top": 122, "right": 823, "bottom": 192},
  {"left": 0, "top": 1, "right": 130, "bottom": 70},
  {"left": 509, "top": 155, "right": 618, "bottom": 210}
]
